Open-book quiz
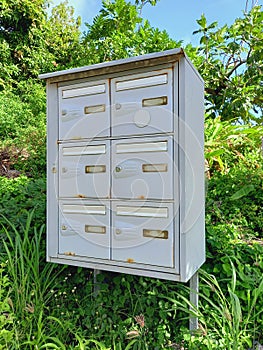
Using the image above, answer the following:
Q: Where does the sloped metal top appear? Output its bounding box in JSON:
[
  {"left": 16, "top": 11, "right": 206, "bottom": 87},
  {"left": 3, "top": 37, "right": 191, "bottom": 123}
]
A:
[{"left": 39, "top": 48, "right": 187, "bottom": 83}]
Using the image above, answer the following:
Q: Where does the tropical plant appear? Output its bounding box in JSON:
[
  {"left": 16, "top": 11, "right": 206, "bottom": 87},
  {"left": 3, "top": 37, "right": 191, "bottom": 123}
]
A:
[
  {"left": 81, "top": 0, "right": 181, "bottom": 65},
  {"left": 187, "top": 5, "right": 263, "bottom": 122}
]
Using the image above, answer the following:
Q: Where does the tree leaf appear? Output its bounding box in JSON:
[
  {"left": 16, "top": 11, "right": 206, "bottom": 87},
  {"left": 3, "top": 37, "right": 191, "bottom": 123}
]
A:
[{"left": 230, "top": 185, "right": 255, "bottom": 200}]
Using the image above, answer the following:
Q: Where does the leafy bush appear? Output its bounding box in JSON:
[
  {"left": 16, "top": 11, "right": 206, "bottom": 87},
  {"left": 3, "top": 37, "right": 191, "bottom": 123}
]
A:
[
  {"left": 0, "top": 176, "right": 46, "bottom": 239},
  {"left": 0, "top": 87, "right": 46, "bottom": 177},
  {"left": 45, "top": 267, "right": 191, "bottom": 348}
]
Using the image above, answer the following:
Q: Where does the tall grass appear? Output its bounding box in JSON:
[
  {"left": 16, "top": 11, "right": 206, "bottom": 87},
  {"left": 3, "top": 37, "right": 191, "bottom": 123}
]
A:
[
  {"left": 162, "top": 264, "right": 263, "bottom": 349},
  {"left": 1, "top": 211, "right": 65, "bottom": 348}
]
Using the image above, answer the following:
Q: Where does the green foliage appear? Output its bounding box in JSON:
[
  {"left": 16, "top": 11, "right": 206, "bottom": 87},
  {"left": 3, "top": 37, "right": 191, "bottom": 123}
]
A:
[
  {"left": 188, "top": 6, "right": 263, "bottom": 122},
  {"left": 0, "top": 0, "right": 262, "bottom": 348},
  {"left": 45, "top": 1, "right": 82, "bottom": 70},
  {"left": 205, "top": 116, "right": 263, "bottom": 175},
  {"left": 81, "top": 0, "right": 181, "bottom": 64},
  {"left": 205, "top": 134, "right": 263, "bottom": 243},
  {"left": 1, "top": 212, "right": 66, "bottom": 348},
  {"left": 0, "top": 176, "right": 46, "bottom": 236},
  {"left": 0, "top": 86, "right": 46, "bottom": 176},
  {"left": 46, "top": 269, "right": 186, "bottom": 348},
  {"left": 0, "top": 262, "right": 15, "bottom": 348},
  {"left": 0, "top": 0, "right": 82, "bottom": 85},
  {"left": 134, "top": 0, "right": 160, "bottom": 6},
  {"left": 0, "top": 0, "right": 48, "bottom": 81},
  {"left": 163, "top": 267, "right": 263, "bottom": 349}
]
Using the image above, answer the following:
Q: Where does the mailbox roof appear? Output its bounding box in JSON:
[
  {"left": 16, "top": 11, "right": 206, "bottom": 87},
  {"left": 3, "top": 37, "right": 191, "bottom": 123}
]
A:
[{"left": 39, "top": 48, "right": 201, "bottom": 83}]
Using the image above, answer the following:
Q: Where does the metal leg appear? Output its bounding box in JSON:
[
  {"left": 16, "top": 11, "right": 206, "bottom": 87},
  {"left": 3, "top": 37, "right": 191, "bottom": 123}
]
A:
[
  {"left": 189, "top": 271, "right": 199, "bottom": 331},
  {"left": 93, "top": 269, "right": 101, "bottom": 296}
]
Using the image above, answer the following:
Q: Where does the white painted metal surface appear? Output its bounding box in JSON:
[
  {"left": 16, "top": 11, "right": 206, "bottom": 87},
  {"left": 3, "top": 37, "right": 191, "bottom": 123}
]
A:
[
  {"left": 59, "top": 200, "right": 110, "bottom": 259},
  {"left": 111, "top": 68, "right": 174, "bottom": 136},
  {"left": 41, "top": 48, "right": 205, "bottom": 283},
  {"left": 112, "top": 136, "right": 174, "bottom": 200},
  {"left": 112, "top": 201, "right": 175, "bottom": 268},
  {"left": 59, "top": 140, "right": 110, "bottom": 199},
  {"left": 59, "top": 80, "right": 110, "bottom": 140}
]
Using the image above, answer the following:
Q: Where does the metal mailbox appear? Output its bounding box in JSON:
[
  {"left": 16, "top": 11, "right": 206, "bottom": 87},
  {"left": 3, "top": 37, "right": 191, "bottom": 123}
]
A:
[
  {"left": 40, "top": 48, "right": 205, "bottom": 282},
  {"left": 111, "top": 68, "right": 174, "bottom": 136},
  {"left": 59, "top": 140, "right": 110, "bottom": 199},
  {"left": 59, "top": 200, "right": 110, "bottom": 259},
  {"left": 59, "top": 80, "right": 110, "bottom": 140},
  {"left": 111, "top": 201, "right": 176, "bottom": 268},
  {"left": 112, "top": 136, "right": 175, "bottom": 200}
]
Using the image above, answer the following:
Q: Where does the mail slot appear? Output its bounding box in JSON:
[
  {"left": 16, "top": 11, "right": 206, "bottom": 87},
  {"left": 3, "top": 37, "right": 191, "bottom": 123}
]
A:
[
  {"left": 59, "top": 80, "right": 110, "bottom": 140},
  {"left": 111, "top": 201, "right": 175, "bottom": 268},
  {"left": 59, "top": 200, "right": 110, "bottom": 259},
  {"left": 111, "top": 68, "right": 174, "bottom": 136},
  {"left": 112, "top": 136, "right": 175, "bottom": 200},
  {"left": 59, "top": 140, "right": 110, "bottom": 198}
]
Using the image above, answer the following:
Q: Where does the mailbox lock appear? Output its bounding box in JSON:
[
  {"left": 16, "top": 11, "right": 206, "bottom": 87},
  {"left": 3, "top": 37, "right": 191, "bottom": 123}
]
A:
[
  {"left": 116, "top": 229, "right": 122, "bottom": 235},
  {"left": 61, "top": 225, "right": 67, "bottom": 230},
  {"left": 115, "top": 166, "right": 122, "bottom": 173},
  {"left": 115, "top": 103, "right": 122, "bottom": 110}
]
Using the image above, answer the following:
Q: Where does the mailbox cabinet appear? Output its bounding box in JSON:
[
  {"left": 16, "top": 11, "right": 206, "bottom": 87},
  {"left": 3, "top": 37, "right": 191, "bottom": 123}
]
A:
[{"left": 40, "top": 48, "right": 205, "bottom": 282}]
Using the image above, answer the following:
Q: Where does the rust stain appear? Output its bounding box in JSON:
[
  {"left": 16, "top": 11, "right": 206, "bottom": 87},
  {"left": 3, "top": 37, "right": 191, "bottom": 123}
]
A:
[
  {"left": 76, "top": 194, "right": 86, "bottom": 198},
  {"left": 138, "top": 195, "right": 145, "bottom": 199},
  {"left": 64, "top": 252, "right": 76, "bottom": 256},
  {"left": 127, "top": 258, "right": 135, "bottom": 263}
]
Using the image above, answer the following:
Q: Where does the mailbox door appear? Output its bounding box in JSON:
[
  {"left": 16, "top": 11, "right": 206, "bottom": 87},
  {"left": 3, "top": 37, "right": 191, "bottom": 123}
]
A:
[
  {"left": 59, "top": 80, "right": 110, "bottom": 140},
  {"left": 111, "top": 201, "right": 175, "bottom": 267},
  {"left": 111, "top": 68, "right": 174, "bottom": 136},
  {"left": 112, "top": 136, "right": 174, "bottom": 200},
  {"left": 59, "top": 200, "right": 110, "bottom": 259},
  {"left": 59, "top": 140, "right": 110, "bottom": 199}
]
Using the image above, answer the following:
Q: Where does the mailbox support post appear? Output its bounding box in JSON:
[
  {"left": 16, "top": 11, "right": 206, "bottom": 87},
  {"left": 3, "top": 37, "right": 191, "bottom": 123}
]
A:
[
  {"left": 189, "top": 271, "right": 199, "bottom": 331},
  {"left": 93, "top": 269, "right": 101, "bottom": 296}
]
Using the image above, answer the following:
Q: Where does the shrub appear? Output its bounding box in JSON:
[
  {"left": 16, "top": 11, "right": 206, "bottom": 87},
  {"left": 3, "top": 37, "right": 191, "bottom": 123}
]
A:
[{"left": 0, "top": 176, "right": 46, "bottom": 240}]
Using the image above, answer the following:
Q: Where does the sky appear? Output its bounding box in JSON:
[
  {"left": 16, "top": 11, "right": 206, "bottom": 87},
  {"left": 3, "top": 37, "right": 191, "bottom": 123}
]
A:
[{"left": 49, "top": 0, "right": 263, "bottom": 45}]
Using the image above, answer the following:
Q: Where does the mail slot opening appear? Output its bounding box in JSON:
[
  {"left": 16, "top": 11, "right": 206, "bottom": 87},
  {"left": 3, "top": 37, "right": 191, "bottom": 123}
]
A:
[
  {"left": 143, "top": 229, "right": 168, "bottom": 239},
  {"left": 84, "top": 104, "right": 106, "bottom": 114},
  {"left": 85, "top": 225, "right": 106, "bottom": 234},
  {"left": 142, "top": 163, "right": 168, "bottom": 173},
  {"left": 85, "top": 165, "right": 106, "bottom": 173},
  {"left": 142, "top": 96, "right": 168, "bottom": 107}
]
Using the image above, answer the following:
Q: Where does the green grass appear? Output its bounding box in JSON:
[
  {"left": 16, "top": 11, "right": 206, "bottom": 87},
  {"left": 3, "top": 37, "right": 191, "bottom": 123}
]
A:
[{"left": 0, "top": 211, "right": 262, "bottom": 349}]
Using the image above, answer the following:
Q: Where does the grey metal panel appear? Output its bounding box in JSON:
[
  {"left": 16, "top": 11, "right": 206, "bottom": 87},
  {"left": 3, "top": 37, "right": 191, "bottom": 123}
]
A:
[
  {"left": 49, "top": 256, "right": 183, "bottom": 281},
  {"left": 59, "top": 140, "right": 110, "bottom": 199},
  {"left": 46, "top": 82, "right": 59, "bottom": 259},
  {"left": 112, "top": 136, "right": 174, "bottom": 200},
  {"left": 59, "top": 200, "right": 110, "bottom": 259},
  {"left": 112, "top": 201, "right": 176, "bottom": 268},
  {"left": 178, "top": 57, "right": 205, "bottom": 282},
  {"left": 58, "top": 80, "right": 110, "bottom": 140},
  {"left": 111, "top": 69, "right": 173, "bottom": 136}
]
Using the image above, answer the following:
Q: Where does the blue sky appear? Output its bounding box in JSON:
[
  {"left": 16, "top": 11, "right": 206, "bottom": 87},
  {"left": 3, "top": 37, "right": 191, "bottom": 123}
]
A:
[{"left": 49, "top": 0, "right": 262, "bottom": 44}]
